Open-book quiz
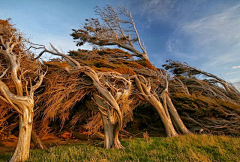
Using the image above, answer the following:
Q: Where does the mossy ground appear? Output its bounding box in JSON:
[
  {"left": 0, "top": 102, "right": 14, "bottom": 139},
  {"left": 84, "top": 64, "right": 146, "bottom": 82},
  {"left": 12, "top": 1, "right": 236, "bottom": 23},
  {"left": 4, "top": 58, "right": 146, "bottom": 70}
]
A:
[{"left": 0, "top": 134, "right": 239, "bottom": 162}]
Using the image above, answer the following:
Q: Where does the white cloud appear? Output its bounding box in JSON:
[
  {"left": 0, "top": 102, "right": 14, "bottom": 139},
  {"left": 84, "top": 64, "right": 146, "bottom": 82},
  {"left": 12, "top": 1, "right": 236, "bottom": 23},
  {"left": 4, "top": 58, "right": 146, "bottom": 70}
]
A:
[
  {"left": 123, "top": 0, "right": 177, "bottom": 23},
  {"left": 226, "top": 72, "right": 238, "bottom": 75},
  {"left": 232, "top": 66, "right": 240, "bottom": 69},
  {"left": 166, "top": 3, "right": 240, "bottom": 81},
  {"left": 182, "top": 4, "right": 240, "bottom": 46}
]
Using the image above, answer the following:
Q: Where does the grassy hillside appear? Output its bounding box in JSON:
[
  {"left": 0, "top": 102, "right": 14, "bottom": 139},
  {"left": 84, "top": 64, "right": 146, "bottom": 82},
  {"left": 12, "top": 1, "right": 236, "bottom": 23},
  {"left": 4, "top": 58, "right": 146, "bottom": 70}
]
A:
[{"left": 1, "top": 134, "right": 239, "bottom": 162}]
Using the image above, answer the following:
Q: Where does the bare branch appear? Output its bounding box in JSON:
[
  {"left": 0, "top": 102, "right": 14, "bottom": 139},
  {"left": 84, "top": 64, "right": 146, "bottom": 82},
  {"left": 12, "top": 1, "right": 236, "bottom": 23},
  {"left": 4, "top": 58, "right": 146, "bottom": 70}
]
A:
[
  {"left": 0, "top": 81, "right": 23, "bottom": 115},
  {"left": 30, "top": 67, "right": 48, "bottom": 96},
  {"left": 71, "top": 5, "right": 149, "bottom": 60},
  {"left": 34, "top": 43, "right": 81, "bottom": 69},
  {"left": 0, "top": 68, "right": 9, "bottom": 78}
]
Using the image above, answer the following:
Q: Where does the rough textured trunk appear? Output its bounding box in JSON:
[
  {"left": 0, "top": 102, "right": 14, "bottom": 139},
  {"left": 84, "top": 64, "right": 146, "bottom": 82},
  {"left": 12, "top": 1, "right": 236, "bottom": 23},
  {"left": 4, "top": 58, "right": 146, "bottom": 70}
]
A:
[
  {"left": 166, "top": 95, "right": 191, "bottom": 134},
  {"left": 134, "top": 76, "right": 178, "bottom": 137},
  {"left": 31, "top": 130, "right": 45, "bottom": 149},
  {"left": 10, "top": 107, "right": 33, "bottom": 162},
  {"left": 101, "top": 115, "right": 114, "bottom": 149},
  {"left": 0, "top": 23, "right": 45, "bottom": 162},
  {"left": 93, "top": 93, "right": 123, "bottom": 149},
  {"left": 148, "top": 95, "right": 178, "bottom": 137},
  {"left": 101, "top": 114, "right": 123, "bottom": 149}
]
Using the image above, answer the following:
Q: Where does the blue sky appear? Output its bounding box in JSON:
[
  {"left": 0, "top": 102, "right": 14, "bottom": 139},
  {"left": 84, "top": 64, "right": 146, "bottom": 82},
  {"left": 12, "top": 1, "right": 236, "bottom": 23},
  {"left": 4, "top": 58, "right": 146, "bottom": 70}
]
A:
[{"left": 1, "top": 0, "right": 240, "bottom": 84}]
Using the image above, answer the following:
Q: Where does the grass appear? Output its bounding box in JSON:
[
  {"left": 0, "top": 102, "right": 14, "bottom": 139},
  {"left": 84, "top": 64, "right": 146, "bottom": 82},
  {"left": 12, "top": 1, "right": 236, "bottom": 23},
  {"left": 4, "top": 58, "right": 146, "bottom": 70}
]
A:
[{"left": 0, "top": 134, "right": 240, "bottom": 162}]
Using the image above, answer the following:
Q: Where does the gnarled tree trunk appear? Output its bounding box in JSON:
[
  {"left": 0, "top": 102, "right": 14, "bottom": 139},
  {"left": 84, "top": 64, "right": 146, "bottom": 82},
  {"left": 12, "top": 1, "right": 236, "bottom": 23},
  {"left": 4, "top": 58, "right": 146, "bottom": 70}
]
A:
[
  {"left": 160, "top": 77, "right": 190, "bottom": 135},
  {"left": 0, "top": 29, "right": 45, "bottom": 161},
  {"left": 93, "top": 93, "right": 123, "bottom": 149},
  {"left": 10, "top": 104, "right": 33, "bottom": 162},
  {"left": 133, "top": 75, "right": 178, "bottom": 137},
  {"left": 166, "top": 94, "right": 190, "bottom": 134},
  {"left": 146, "top": 92, "right": 178, "bottom": 137}
]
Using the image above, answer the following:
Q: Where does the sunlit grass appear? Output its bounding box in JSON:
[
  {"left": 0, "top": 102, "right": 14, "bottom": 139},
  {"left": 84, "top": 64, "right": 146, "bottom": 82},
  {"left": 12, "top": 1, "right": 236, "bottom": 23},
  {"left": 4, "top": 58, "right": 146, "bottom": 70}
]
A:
[{"left": 0, "top": 134, "right": 239, "bottom": 162}]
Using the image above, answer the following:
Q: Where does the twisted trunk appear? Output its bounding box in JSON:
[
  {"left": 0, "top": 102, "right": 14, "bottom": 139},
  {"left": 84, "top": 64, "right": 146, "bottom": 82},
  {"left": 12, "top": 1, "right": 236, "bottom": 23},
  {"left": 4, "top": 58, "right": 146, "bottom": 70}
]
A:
[
  {"left": 10, "top": 104, "right": 33, "bottom": 162},
  {"left": 166, "top": 94, "right": 190, "bottom": 134},
  {"left": 101, "top": 115, "right": 123, "bottom": 149},
  {"left": 93, "top": 93, "right": 123, "bottom": 149},
  {"left": 133, "top": 75, "right": 178, "bottom": 137},
  {"left": 147, "top": 93, "right": 178, "bottom": 137}
]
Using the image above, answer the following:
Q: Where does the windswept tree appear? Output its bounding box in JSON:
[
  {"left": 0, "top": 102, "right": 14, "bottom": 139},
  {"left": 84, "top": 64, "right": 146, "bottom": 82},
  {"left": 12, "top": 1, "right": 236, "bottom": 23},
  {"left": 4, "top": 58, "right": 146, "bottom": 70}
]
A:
[
  {"left": 163, "top": 60, "right": 240, "bottom": 136},
  {"left": 71, "top": 5, "right": 149, "bottom": 60},
  {"left": 163, "top": 60, "right": 240, "bottom": 103},
  {"left": 31, "top": 6, "right": 190, "bottom": 151},
  {"left": 0, "top": 19, "right": 46, "bottom": 162},
  {"left": 33, "top": 44, "right": 133, "bottom": 149},
  {"left": 70, "top": 6, "right": 190, "bottom": 137},
  {"left": 30, "top": 7, "right": 192, "bottom": 152}
]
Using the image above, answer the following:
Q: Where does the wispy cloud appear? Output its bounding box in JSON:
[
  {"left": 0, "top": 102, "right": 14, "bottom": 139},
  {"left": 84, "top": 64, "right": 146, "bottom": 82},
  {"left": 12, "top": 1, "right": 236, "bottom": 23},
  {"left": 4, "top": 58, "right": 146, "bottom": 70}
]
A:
[
  {"left": 124, "top": 0, "right": 176, "bottom": 22},
  {"left": 182, "top": 4, "right": 240, "bottom": 46},
  {"left": 166, "top": 3, "right": 240, "bottom": 80},
  {"left": 226, "top": 72, "right": 238, "bottom": 75},
  {"left": 232, "top": 66, "right": 240, "bottom": 69}
]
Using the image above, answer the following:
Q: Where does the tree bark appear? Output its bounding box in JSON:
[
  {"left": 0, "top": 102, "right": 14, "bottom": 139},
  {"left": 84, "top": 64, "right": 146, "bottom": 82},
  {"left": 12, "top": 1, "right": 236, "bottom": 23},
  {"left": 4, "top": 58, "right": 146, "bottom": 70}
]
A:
[
  {"left": 101, "top": 113, "right": 123, "bottom": 149},
  {"left": 101, "top": 114, "right": 114, "bottom": 149},
  {"left": 93, "top": 93, "right": 124, "bottom": 149},
  {"left": 134, "top": 76, "right": 178, "bottom": 137},
  {"left": 147, "top": 95, "right": 178, "bottom": 137},
  {"left": 10, "top": 107, "right": 33, "bottom": 162},
  {"left": 166, "top": 94, "right": 191, "bottom": 134}
]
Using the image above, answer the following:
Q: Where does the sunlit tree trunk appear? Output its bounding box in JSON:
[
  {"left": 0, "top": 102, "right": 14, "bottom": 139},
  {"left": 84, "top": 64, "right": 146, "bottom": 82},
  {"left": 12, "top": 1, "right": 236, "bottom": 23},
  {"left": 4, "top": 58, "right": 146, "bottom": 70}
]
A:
[
  {"left": 0, "top": 29, "right": 45, "bottom": 161},
  {"left": 147, "top": 93, "right": 178, "bottom": 137},
  {"left": 166, "top": 94, "right": 190, "bottom": 134},
  {"left": 10, "top": 104, "right": 33, "bottom": 162},
  {"left": 133, "top": 75, "right": 178, "bottom": 137},
  {"left": 93, "top": 93, "right": 124, "bottom": 149}
]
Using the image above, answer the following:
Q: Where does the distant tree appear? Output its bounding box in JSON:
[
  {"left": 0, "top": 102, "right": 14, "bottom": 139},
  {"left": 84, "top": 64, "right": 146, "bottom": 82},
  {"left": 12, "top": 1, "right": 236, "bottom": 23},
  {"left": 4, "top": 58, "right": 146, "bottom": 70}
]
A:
[
  {"left": 0, "top": 19, "right": 46, "bottom": 162},
  {"left": 71, "top": 5, "right": 149, "bottom": 60}
]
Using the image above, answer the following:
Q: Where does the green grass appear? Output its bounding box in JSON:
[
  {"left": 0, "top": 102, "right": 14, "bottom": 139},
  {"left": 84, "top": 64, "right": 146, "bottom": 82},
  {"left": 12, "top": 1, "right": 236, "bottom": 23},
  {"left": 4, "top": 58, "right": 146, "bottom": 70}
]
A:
[{"left": 1, "top": 134, "right": 240, "bottom": 162}]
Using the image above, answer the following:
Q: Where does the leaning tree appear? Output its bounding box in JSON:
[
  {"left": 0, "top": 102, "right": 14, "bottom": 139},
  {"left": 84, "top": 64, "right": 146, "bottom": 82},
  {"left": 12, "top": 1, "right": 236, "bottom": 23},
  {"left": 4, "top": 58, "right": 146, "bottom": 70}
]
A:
[
  {"left": 163, "top": 60, "right": 240, "bottom": 136},
  {"left": 70, "top": 5, "right": 190, "bottom": 137},
  {"left": 32, "top": 6, "right": 190, "bottom": 150},
  {"left": 33, "top": 44, "right": 131, "bottom": 149},
  {"left": 0, "top": 19, "right": 46, "bottom": 161}
]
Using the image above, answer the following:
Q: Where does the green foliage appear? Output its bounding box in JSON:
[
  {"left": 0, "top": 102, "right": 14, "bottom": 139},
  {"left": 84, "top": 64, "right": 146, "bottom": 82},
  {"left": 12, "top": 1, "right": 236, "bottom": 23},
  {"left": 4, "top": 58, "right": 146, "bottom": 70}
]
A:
[{"left": 1, "top": 135, "right": 240, "bottom": 162}]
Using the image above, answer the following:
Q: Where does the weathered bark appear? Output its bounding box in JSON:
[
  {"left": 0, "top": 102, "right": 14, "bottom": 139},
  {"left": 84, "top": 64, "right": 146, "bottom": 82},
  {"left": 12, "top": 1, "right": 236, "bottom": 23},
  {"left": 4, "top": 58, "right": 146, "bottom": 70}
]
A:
[
  {"left": 31, "top": 130, "right": 45, "bottom": 149},
  {"left": 0, "top": 31, "right": 45, "bottom": 161},
  {"left": 146, "top": 93, "right": 178, "bottom": 137},
  {"left": 0, "top": 80, "right": 44, "bottom": 161},
  {"left": 101, "top": 114, "right": 114, "bottom": 149},
  {"left": 10, "top": 106, "right": 33, "bottom": 162},
  {"left": 133, "top": 75, "right": 178, "bottom": 137},
  {"left": 161, "top": 76, "right": 190, "bottom": 135},
  {"left": 93, "top": 93, "right": 124, "bottom": 149},
  {"left": 101, "top": 115, "right": 123, "bottom": 149},
  {"left": 166, "top": 94, "right": 191, "bottom": 134}
]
